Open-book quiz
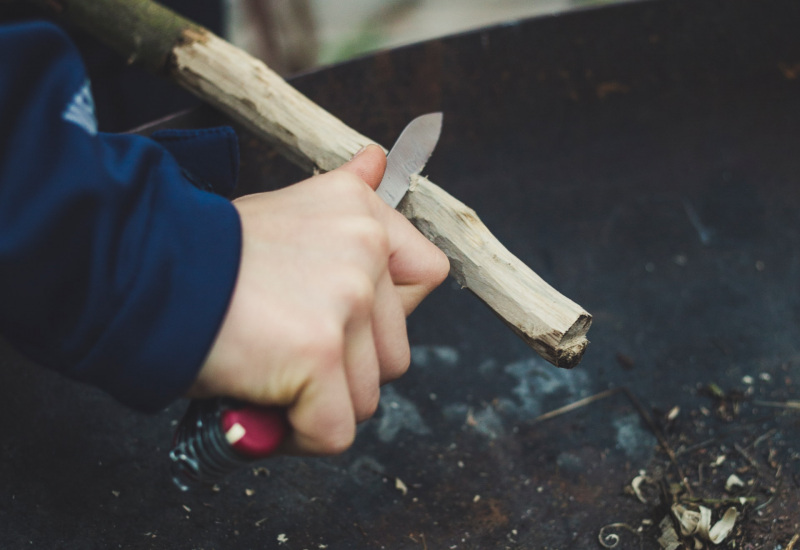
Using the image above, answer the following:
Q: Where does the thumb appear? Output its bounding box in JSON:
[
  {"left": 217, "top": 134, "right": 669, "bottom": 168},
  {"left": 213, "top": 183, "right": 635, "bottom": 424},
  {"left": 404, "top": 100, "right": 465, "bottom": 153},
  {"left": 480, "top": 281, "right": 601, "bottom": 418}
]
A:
[{"left": 337, "top": 144, "right": 387, "bottom": 191}]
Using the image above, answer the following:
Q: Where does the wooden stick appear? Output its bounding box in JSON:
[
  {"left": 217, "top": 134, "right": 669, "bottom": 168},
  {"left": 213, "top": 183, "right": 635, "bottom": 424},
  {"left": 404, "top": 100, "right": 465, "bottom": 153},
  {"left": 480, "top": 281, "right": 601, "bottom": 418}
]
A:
[
  {"left": 33, "top": 0, "right": 592, "bottom": 368},
  {"left": 531, "top": 388, "right": 621, "bottom": 423}
]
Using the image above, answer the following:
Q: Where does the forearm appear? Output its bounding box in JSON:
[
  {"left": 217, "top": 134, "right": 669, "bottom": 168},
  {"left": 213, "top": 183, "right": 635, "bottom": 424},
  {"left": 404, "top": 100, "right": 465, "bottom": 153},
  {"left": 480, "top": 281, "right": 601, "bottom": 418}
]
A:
[{"left": 0, "top": 21, "right": 241, "bottom": 411}]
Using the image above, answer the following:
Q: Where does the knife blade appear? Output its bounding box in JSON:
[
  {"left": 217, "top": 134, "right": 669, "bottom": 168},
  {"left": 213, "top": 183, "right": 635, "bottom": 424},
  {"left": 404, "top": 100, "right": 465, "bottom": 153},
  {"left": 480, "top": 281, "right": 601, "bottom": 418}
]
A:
[
  {"left": 169, "top": 113, "right": 444, "bottom": 489},
  {"left": 377, "top": 112, "right": 443, "bottom": 208}
]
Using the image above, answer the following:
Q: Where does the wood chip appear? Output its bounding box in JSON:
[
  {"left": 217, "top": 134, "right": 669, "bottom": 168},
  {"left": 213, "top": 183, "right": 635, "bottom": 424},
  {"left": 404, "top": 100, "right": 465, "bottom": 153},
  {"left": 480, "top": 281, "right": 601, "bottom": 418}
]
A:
[
  {"left": 707, "top": 507, "right": 738, "bottom": 544},
  {"left": 725, "top": 474, "right": 745, "bottom": 492},
  {"left": 631, "top": 472, "right": 652, "bottom": 504},
  {"left": 671, "top": 504, "right": 739, "bottom": 544},
  {"left": 657, "top": 516, "right": 681, "bottom": 550},
  {"left": 395, "top": 478, "right": 408, "bottom": 496}
]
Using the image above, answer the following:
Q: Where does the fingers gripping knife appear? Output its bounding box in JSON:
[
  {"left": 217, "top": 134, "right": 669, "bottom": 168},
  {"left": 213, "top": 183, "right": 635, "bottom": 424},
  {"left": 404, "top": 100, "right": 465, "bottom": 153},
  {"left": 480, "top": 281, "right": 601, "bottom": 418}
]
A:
[{"left": 169, "top": 113, "right": 444, "bottom": 490}]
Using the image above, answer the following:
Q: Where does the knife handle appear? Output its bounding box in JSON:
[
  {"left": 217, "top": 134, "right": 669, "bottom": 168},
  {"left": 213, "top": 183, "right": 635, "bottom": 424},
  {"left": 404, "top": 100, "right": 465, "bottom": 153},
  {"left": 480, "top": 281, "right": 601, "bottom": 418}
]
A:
[{"left": 169, "top": 399, "right": 288, "bottom": 490}]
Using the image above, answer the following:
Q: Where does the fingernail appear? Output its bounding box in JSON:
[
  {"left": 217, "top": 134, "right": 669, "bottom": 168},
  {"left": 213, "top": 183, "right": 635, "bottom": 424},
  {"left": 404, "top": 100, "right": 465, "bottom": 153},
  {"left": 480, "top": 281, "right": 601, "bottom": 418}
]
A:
[{"left": 350, "top": 144, "right": 369, "bottom": 160}]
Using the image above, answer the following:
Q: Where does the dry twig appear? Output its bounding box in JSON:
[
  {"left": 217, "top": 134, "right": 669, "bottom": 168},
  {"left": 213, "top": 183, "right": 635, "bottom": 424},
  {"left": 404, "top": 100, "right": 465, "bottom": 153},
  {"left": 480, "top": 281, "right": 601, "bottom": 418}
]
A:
[{"left": 531, "top": 388, "right": 621, "bottom": 423}]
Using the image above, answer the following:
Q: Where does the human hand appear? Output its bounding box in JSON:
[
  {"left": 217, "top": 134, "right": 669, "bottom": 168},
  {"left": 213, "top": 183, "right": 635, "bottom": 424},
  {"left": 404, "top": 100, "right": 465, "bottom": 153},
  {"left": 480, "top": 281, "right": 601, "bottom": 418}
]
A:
[{"left": 188, "top": 145, "right": 449, "bottom": 455}]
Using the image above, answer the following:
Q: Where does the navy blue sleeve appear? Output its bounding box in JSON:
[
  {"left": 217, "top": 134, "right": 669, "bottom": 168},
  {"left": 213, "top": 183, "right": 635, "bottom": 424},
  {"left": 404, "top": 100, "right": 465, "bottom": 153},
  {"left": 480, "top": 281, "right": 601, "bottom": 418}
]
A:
[{"left": 0, "top": 21, "right": 242, "bottom": 412}]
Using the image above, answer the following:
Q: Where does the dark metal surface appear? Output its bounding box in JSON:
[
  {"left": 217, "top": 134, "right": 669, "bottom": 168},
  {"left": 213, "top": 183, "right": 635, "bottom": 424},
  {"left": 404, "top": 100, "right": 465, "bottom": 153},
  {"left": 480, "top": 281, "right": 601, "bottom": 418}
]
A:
[{"left": 2, "top": 0, "right": 800, "bottom": 547}]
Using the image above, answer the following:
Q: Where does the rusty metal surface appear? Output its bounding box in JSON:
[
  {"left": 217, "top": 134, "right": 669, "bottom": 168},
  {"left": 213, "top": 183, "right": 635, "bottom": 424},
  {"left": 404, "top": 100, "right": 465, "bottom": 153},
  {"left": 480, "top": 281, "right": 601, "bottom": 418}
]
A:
[{"left": 2, "top": 0, "right": 800, "bottom": 547}]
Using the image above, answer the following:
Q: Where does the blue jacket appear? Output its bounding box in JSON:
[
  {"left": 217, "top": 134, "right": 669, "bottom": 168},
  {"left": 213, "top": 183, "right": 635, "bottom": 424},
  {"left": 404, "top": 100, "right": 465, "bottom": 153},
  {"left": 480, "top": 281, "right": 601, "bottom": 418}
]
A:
[{"left": 0, "top": 21, "right": 242, "bottom": 412}]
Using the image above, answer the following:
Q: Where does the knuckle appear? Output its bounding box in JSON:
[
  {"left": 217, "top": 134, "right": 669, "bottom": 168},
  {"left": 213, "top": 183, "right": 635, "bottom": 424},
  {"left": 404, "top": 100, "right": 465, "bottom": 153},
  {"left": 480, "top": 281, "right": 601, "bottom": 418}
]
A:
[
  {"left": 396, "top": 344, "right": 412, "bottom": 375},
  {"left": 350, "top": 217, "right": 388, "bottom": 252},
  {"left": 427, "top": 248, "right": 451, "bottom": 288},
  {"left": 318, "top": 424, "right": 356, "bottom": 455},
  {"left": 383, "top": 343, "right": 411, "bottom": 382},
  {"left": 293, "top": 319, "right": 344, "bottom": 371},
  {"left": 434, "top": 249, "right": 451, "bottom": 280},
  {"left": 356, "top": 387, "right": 381, "bottom": 422},
  {"left": 337, "top": 269, "right": 376, "bottom": 312},
  {"left": 329, "top": 172, "right": 368, "bottom": 198},
  {"left": 367, "top": 222, "right": 391, "bottom": 257}
]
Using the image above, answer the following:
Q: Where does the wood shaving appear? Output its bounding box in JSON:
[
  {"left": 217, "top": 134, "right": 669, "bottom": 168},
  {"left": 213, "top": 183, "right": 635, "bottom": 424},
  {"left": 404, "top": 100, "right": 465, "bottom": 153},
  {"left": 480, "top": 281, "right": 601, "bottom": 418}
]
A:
[
  {"left": 671, "top": 504, "right": 739, "bottom": 544},
  {"left": 725, "top": 474, "right": 745, "bottom": 492},
  {"left": 667, "top": 406, "right": 680, "bottom": 421},
  {"left": 707, "top": 507, "right": 738, "bottom": 544},
  {"left": 598, "top": 523, "right": 640, "bottom": 548},
  {"left": 631, "top": 471, "right": 653, "bottom": 504},
  {"left": 657, "top": 516, "right": 681, "bottom": 550}
]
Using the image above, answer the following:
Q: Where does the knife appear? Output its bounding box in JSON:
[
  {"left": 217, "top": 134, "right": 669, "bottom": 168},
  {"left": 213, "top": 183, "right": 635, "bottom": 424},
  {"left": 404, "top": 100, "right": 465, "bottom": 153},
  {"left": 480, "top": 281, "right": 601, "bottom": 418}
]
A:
[
  {"left": 169, "top": 112, "right": 443, "bottom": 490},
  {"left": 377, "top": 112, "right": 442, "bottom": 207}
]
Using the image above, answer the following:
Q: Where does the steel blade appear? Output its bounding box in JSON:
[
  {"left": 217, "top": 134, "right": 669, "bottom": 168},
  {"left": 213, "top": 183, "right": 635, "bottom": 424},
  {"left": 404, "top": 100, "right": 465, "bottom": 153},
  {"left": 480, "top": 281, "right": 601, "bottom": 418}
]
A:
[{"left": 376, "top": 112, "right": 443, "bottom": 208}]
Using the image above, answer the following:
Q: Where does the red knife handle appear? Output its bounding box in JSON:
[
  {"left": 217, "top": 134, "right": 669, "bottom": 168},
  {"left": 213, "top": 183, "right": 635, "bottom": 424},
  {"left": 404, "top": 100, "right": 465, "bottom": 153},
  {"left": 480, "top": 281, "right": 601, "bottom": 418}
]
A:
[
  {"left": 169, "top": 399, "right": 289, "bottom": 490},
  {"left": 220, "top": 405, "right": 288, "bottom": 458}
]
